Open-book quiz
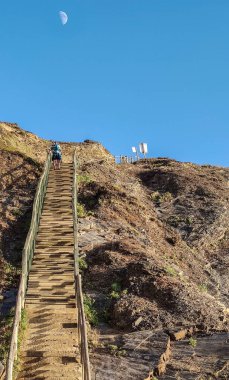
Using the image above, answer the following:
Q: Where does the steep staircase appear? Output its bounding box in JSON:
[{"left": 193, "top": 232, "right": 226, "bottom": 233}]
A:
[{"left": 17, "top": 164, "right": 82, "bottom": 379}]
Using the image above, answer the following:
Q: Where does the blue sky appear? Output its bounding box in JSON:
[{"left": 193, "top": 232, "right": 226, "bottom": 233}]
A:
[{"left": 0, "top": 1, "right": 229, "bottom": 166}]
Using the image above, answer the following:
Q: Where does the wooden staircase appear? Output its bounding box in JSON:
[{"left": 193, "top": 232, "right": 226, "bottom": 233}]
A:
[{"left": 17, "top": 164, "right": 82, "bottom": 379}]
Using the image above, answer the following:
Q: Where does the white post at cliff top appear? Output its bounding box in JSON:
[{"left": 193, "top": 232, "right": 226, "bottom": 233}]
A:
[
  {"left": 139, "top": 143, "right": 148, "bottom": 158},
  {"left": 132, "top": 146, "right": 139, "bottom": 161}
]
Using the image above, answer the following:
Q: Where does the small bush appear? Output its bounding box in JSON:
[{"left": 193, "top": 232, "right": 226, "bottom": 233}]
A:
[
  {"left": 77, "top": 203, "right": 87, "bottom": 218},
  {"left": 107, "top": 344, "right": 127, "bottom": 357},
  {"left": 0, "top": 308, "right": 15, "bottom": 363},
  {"left": 167, "top": 215, "right": 182, "bottom": 227},
  {"left": 151, "top": 191, "right": 173, "bottom": 204},
  {"left": 110, "top": 291, "right": 120, "bottom": 299},
  {"left": 189, "top": 337, "right": 197, "bottom": 348},
  {"left": 110, "top": 282, "right": 121, "bottom": 299},
  {"left": 165, "top": 266, "right": 177, "bottom": 277},
  {"left": 186, "top": 216, "right": 193, "bottom": 225},
  {"left": 5, "top": 262, "right": 16, "bottom": 275},
  {"left": 12, "top": 208, "right": 23, "bottom": 217},
  {"left": 111, "top": 282, "right": 121, "bottom": 292},
  {"left": 161, "top": 192, "right": 173, "bottom": 202},
  {"left": 77, "top": 202, "right": 94, "bottom": 218},
  {"left": 151, "top": 191, "right": 161, "bottom": 203},
  {"left": 198, "top": 283, "right": 208, "bottom": 292},
  {"left": 84, "top": 295, "right": 99, "bottom": 326},
  {"left": 78, "top": 257, "right": 88, "bottom": 271},
  {"left": 77, "top": 174, "right": 92, "bottom": 184}
]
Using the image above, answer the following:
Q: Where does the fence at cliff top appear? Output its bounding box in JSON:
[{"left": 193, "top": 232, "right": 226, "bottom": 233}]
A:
[
  {"left": 114, "top": 155, "right": 138, "bottom": 164},
  {"left": 73, "top": 149, "right": 91, "bottom": 380},
  {"left": 5, "top": 153, "right": 52, "bottom": 380}
]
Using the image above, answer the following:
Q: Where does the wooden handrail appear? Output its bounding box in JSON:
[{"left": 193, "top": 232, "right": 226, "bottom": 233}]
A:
[
  {"left": 72, "top": 149, "right": 91, "bottom": 380},
  {"left": 5, "top": 153, "right": 52, "bottom": 380},
  {"left": 73, "top": 151, "right": 79, "bottom": 274}
]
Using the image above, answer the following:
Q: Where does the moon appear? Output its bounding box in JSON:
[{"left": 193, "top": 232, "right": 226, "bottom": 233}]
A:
[{"left": 59, "top": 11, "right": 68, "bottom": 25}]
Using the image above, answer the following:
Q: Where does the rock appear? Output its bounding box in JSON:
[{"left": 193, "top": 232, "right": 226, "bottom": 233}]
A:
[
  {"left": 170, "top": 328, "right": 188, "bottom": 341},
  {"left": 169, "top": 327, "right": 194, "bottom": 341},
  {"left": 134, "top": 317, "right": 143, "bottom": 327}
]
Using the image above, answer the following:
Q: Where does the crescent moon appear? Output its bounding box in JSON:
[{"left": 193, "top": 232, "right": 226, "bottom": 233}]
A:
[{"left": 59, "top": 11, "right": 68, "bottom": 25}]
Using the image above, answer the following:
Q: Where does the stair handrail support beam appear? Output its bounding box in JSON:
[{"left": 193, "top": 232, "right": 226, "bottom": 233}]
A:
[
  {"left": 73, "top": 149, "right": 91, "bottom": 380},
  {"left": 5, "top": 153, "right": 52, "bottom": 380}
]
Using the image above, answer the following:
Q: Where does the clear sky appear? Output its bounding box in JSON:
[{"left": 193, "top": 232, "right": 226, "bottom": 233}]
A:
[{"left": 1, "top": 1, "right": 229, "bottom": 166}]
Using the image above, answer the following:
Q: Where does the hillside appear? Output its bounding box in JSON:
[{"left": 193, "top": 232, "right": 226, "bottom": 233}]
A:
[
  {"left": 77, "top": 156, "right": 229, "bottom": 379},
  {"left": 0, "top": 123, "right": 228, "bottom": 379},
  {"left": 0, "top": 122, "right": 112, "bottom": 370}
]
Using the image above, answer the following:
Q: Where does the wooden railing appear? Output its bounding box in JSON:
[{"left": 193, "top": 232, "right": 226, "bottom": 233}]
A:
[
  {"left": 73, "top": 150, "right": 91, "bottom": 380},
  {"left": 5, "top": 153, "right": 52, "bottom": 380},
  {"left": 114, "top": 155, "right": 137, "bottom": 164}
]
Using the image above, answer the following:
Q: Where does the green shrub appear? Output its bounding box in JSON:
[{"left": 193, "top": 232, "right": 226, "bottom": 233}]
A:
[
  {"left": 151, "top": 191, "right": 161, "bottom": 203},
  {"left": 151, "top": 191, "right": 173, "bottom": 204},
  {"left": 77, "top": 174, "right": 92, "bottom": 184},
  {"left": 161, "top": 192, "right": 173, "bottom": 202},
  {"left": 84, "top": 295, "right": 99, "bottom": 326},
  {"left": 165, "top": 266, "right": 177, "bottom": 277},
  {"left": 198, "top": 283, "right": 208, "bottom": 292},
  {"left": 110, "top": 291, "right": 120, "bottom": 299},
  {"left": 109, "top": 283, "right": 128, "bottom": 300},
  {"left": 111, "top": 282, "right": 121, "bottom": 292},
  {"left": 78, "top": 257, "right": 88, "bottom": 271},
  {"left": 12, "top": 208, "right": 23, "bottom": 217},
  {"left": 77, "top": 203, "right": 87, "bottom": 218},
  {"left": 110, "top": 282, "right": 121, "bottom": 299},
  {"left": 186, "top": 216, "right": 193, "bottom": 225},
  {"left": 107, "top": 344, "right": 127, "bottom": 357},
  {"left": 0, "top": 308, "right": 15, "bottom": 363},
  {"left": 77, "top": 203, "right": 94, "bottom": 218},
  {"left": 189, "top": 337, "right": 197, "bottom": 348}
]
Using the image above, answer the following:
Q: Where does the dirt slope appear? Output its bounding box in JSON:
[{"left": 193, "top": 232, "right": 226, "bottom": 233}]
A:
[{"left": 77, "top": 157, "right": 229, "bottom": 379}]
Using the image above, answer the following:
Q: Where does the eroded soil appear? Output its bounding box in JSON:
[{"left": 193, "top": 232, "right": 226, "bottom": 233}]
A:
[{"left": 77, "top": 157, "right": 229, "bottom": 379}]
